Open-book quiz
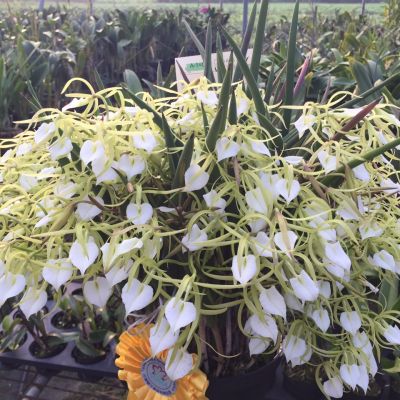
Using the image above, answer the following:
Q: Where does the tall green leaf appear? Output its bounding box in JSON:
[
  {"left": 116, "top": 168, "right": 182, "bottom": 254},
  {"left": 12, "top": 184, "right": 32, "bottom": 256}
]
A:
[
  {"left": 216, "top": 32, "right": 226, "bottom": 83},
  {"left": 172, "top": 134, "right": 195, "bottom": 190},
  {"left": 282, "top": 0, "right": 300, "bottom": 134},
  {"left": 204, "top": 19, "right": 214, "bottom": 82},
  {"left": 123, "top": 69, "right": 143, "bottom": 94},
  {"left": 182, "top": 19, "right": 206, "bottom": 60}
]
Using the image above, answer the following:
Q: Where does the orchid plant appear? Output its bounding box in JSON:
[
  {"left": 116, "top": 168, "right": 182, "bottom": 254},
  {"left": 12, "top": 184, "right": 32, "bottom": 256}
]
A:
[{"left": 2, "top": 0, "right": 400, "bottom": 398}]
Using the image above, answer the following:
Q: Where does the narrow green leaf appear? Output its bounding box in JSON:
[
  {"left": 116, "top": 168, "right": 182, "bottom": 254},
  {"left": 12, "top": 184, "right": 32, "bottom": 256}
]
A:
[
  {"left": 264, "top": 61, "right": 275, "bottom": 104},
  {"left": 204, "top": 19, "right": 214, "bottom": 82},
  {"left": 233, "top": 0, "right": 257, "bottom": 83},
  {"left": 216, "top": 31, "right": 226, "bottom": 83},
  {"left": 201, "top": 104, "right": 210, "bottom": 135},
  {"left": 228, "top": 89, "right": 238, "bottom": 125},
  {"left": 338, "top": 72, "right": 400, "bottom": 109},
  {"left": 220, "top": 26, "right": 268, "bottom": 122},
  {"left": 172, "top": 134, "right": 194, "bottom": 190},
  {"left": 206, "top": 57, "right": 233, "bottom": 152},
  {"left": 250, "top": 0, "right": 269, "bottom": 79},
  {"left": 156, "top": 62, "right": 163, "bottom": 98},
  {"left": 123, "top": 69, "right": 143, "bottom": 94},
  {"left": 176, "top": 60, "right": 191, "bottom": 84},
  {"left": 282, "top": 0, "right": 300, "bottom": 134},
  {"left": 182, "top": 19, "right": 205, "bottom": 60},
  {"left": 162, "top": 113, "right": 178, "bottom": 177}
]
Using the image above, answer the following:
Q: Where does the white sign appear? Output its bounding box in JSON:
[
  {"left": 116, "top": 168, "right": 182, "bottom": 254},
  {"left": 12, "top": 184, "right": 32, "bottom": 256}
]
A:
[{"left": 175, "top": 49, "right": 253, "bottom": 91}]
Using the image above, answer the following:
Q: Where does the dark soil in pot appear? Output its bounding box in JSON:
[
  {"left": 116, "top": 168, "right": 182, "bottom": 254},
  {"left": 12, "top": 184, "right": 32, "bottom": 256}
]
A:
[
  {"left": 284, "top": 365, "right": 321, "bottom": 400},
  {"left": 206, "top": 357, "right": 280, "bottom": 400},
  {"left": 51, "top": 311, "right": 79, "bottom": 330},
  {"left": 389, "top": 378, "right": 400, "bottom": 400},
  {"left": 29, "top": 336, "right": 67, "bottom": 359},
  {"left": 71, "top": 345, "right": 109, "bottom": 365}
]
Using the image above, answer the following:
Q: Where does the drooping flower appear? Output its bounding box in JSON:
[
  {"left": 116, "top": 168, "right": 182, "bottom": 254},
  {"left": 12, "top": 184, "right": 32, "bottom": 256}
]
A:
[
  {"left": 117, "top": 154, "right": 146, "bottom": 179},
  {"left": 197, "top": 90, "right": 218, "bottom": 107},
  {"left": 383, "top": 325, "right": 400, "bottom": 345},
  {"left": 101, "top": 238, "right": 143, "bottom": 270},
  {"left": 252, "top": 232, "right": 273, "bottom": 258},
  {"left": 275, "top": 178, "right": 301, "bottom": 203},
  {"left": 149, "top": 318, "right": 179, "bottom": 356},
  {"left": 245, "top": 188, "right": 270, "bottom": 215},
  {"left": 116, "top": 324, "right": 208, "bottom": 399},
  {"left": 324, "top": 242, "right": 351, "bottom": 271},
  {"left": 105, "top": 261, "right": 132, "bottom": 286},
  {"left": 121, "top": 278, "right": 154, "bottom": 315},
  {"left": 75, "top": 196, "right": 104, "bottom": 221},
  {"left": 181, "top": 224, "right": 207, "bottom": 252},
  {"left": 165, "top": 298, "right": 197, "bottom": 332},
  {"left": 126, "top": 202, "right": 153, "bottom": 225},
  {"left": 0, "top": 273, "right": 26, "bottom": 307},
  {"left": 69, "top": 236, "right": 99, "bottom": 275},
  {"left": 289, "top": 270, "right": 319, "bottom": 302},
  {"left": 274, "top": 230, "right": 298, "bottom": 253},
  {"left": 248, "top": 313, "right": 278, "bottom": 343},
  {"left": 215, "top": 137, "right": 240, "bottom": 162},
  {"left": 339, "top": 364, "right": 361, "bottom": 391},
  {"left": 49, "top": 137, "right": 73, "bottom": 160},
  {"left": 317, "top": 150, "right": 337, "bottom": 174},
  {"left": 42, "top": 259, "right": 74, "bottom": 290},
  {"left": 203, "top": 190, "right": 226, "bottom": 214},
  {"left": 294, "top": 114, "right": 316, "bottom": 138},
  {"left": 282, "top": 335, "right": 308, "bottom": 365},
  {"left": 165, "top": 347, "right": 194, "bottom": 381},
  {"left": 34, "top": 122, "right": 56, "bottom": 144},
  {"left": 308, "top": 307, "right": 330, "bottom": 332},
  {"left": 259, "top": 286, "right": 286, "bottom": 319},
  {"left": 83, "top": 277, "right": 112, "bottom": 308},
  {"left": 80, "top": 140, "right": 106, "bottom": 166},
  {"left": 19, "top": 288, "right": 47, "bottom": 319},
  {"left": 231, "top": 255, "right": 257, "bottom": 284},
  {"left": 184, "top": 164, "right": 209, "bottom": 192},
  {"left": 323, "top": 377, "right": 343, "bottom": 399},
  {"left": 132, "top": 129, "right": 158, "bottom": 153},
  {"left": 352, "top": 164, "right": 370, "bottom": 182},
  {"left": 371, "top": 250, "right": 395, "bottom": 272},
  {"left": 359, "top": 222, "right": 383, "bottom": 240},
  {"left": 340, "top": 311, "right": 362, "bottom": 335}
]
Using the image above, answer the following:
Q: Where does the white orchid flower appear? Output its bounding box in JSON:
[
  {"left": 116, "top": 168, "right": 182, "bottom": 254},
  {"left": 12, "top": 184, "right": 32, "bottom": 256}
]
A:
[
  {"left": 83, "top": 277, "right": 112, "bottom": 308},
  {"left": 117, "top": 154, "right": 146, "bottom": 179},
  {"left": 371, "top": 250, "right": 395, "bottom": 272},
  {"left": 105, "top": 261, "right": 132, "bottom": 286},
  {"left": 259, "top": 286, "right": 286, "bottom": 319},
  {"left": 245, "top": 188, "right": 270, "bottom": 215},
  {"left": 336, "top": 201, "right": 361, "bottom": 221},
  {"left": 69, "top": 236, "right": 99, "bottom": 275},
  {"left": 352, "top": 331, "right": 373, "bottom": 353},
  {"left": 317, "top": 280, "right": 331, "bottom": 299},
  {"left": 248, "top": 218, "right": 268, "bottom": 233},
  {"left": 339, "top": 364, "right": 360, "bottom": 391},
  {"left": 289, "top": 270, "right": 319, "bottom": 302},
  {"left": 49, "top": 137, "right": 73, "bottom": 160},
  {"left": 182, "top": 224, "right": 207, "bottom": 252},
  {"left": 237, "top": 97, "right": 250, "bottom": 115},
  {"left": 165, "top": 348, "right": 194, "bottom": 381},
  {"left": 383, "top": 325, "right": 400, "bottom": 345},
  {"left": 380, "top": 178, "right": 400, "bottom": 195},
  {"left": 308, "top": 307, "right": 330, "bottom": 332},
  {"left": 75, "top": 196, "right": 104, "bottom": 221},
  {"left": 248, "top": 314, "right": 278, "bottom": 343},
  {"left": 149, "top": 317, "right": 179, "bottom": 356},
  {"left": 231, "top": 254, "right": 257, "bottom": 284},
  {"left": 275, "top": 178, "right": 301, "bottom": 203},
  {"left": 253, "top": 232, "right": 273, "bottom": 258},
  {"left": 283, "top": 156, "right": 304, "bottom": 166},
  {"left": 19, "top": 175, "right": 38, "bottom": 191},
  {"left": 203, "top": 190, "right": 226, "bottom": 214},
  {"left": 165, "top": 297, "right": 197, "bottom": 332},
  {"left": 283, "top": 335, "right": 307, "bottom": 364},
  {"left": 184, "top": 164, "right": 209, "bottom": 191},
  {"left": 274, "top": 230, "right": 298, "bottom": 253},
  {"left": 62, "top": 97, "right": 87, "bottom": 111},
  {"left": 248, "top": 140, "right": 271, "bottom": 156},
  {"left": 126, "top": 202, "right": 153, "bottom": 225},
  {"left": 323, "top": 377, "right": 343, "bottom": 399},
  {"left": 132, "top": 129, "right": 158, "bottom": 153},
  {"left": 16, "top": 143, "right": 32, "bottom": 156},
  {"left": 101, "top": 238, "right": 143, "bottom": 270},
  {"left": 216, "top": 137, "right": 240, "bottom": 162},
  {"left": 142, "top": 237, "right": 163, "bottom": 259},
  {"left": 37, "top": 166, "right": 58, "bottom": 180},
  {"left": 124, "top": 106, "right": 139, "bottom": 117},
  {"left": 196, "top": 90, "right": 218, "bottom": 107},
  {"left": 42, "top": 259, "right": 73, "bottom": 290},
  {"left": 249, "top": 336, "right": 270, "bottom": 356},
  {"left": 54, "top": 181, "right": 77, "bottom": 199},
  {"left": 284, "top": 293, "right": 304, "bottom": 312},
  {"left": 259, "top": 172, "right": 280, "bottom": 199},
  {"left": 317, "top": 150, "right": 337, "bottom": 174},
  {"left": 35, "top": 198, "right": 57, "bottom": 228},
  {"left": 352, "top": 164, "right": 370, "bottom": 182},
  {"left": 325, "top": 242, "right": 351, "bottom": 271},
  {"left": 92, "top": 157, "right": 119, "bottom": 184},
  {"left": 34, "top": 122, "right": 56, "bottom": 144},
  {"left": 80, "top": 140, "right": 106, "bottom": 166},
  {"left": 291, "top": 345, "right": 312, "bottom": 367},
  {"left": 0, "top": 273, "right": 26, "bottom": 307},
  {"left": 121, "top": 278, "right": 154, "bottom": 315},
  {"left": 359, "top": 222, "right": 383, "bottom": 241},
  {"left": 340, "top": 311, "right": 362, "bottom": 335},
  {"left": 19, "top": 288, "right": 47, "bottom": 319},
  {"left": 294, "top": 114, "right": 316, "bottom": 138}
]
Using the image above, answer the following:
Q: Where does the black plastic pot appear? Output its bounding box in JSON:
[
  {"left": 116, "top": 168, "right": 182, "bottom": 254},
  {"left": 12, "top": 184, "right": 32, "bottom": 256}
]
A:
[
  {"left": 206, "top": 357, "right": 280, "bottom": 400},
  {"left": 284, "top": 373, "right": 321, "bottom": 400}
]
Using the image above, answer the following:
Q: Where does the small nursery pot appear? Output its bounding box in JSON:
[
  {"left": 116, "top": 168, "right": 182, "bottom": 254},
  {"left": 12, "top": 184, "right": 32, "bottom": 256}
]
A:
[{"left": 206, "top": 357, "right": 280, "bottom": 400}]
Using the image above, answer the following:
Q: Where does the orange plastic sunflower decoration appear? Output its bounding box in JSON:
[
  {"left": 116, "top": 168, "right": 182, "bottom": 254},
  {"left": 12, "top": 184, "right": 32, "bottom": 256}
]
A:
[{"left": 116, "top": 323, "right": 209, "bottom": 400}]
